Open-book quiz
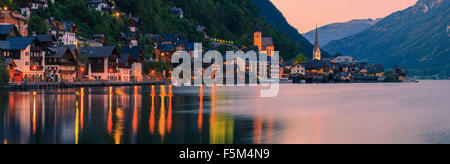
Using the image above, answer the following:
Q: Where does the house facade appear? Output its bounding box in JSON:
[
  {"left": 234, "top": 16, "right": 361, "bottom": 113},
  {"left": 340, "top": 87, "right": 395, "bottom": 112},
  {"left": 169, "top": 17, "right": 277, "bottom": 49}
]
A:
[
  {"left": 45, "top": 46, "right": 77, "bottom": 82},
  {"left": 0, "top": 36, "right": 46, "bottom": 82},
  {"left": 80, "top": 46, "right": 120, "bottom": 81}
]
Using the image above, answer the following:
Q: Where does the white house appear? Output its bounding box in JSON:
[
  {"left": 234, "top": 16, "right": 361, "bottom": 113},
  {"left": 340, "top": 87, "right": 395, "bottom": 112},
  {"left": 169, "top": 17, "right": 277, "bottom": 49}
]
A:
[{"left": 291, "top": 64, "right": 305, "bottom": 75}]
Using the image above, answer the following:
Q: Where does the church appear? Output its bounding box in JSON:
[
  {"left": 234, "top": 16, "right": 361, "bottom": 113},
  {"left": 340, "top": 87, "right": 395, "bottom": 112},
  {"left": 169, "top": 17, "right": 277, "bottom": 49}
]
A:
[
  {"left": 254, "top": 25, "right": 275, "bottom": 56},
  {"left": 312, "top": 25, "right": 321, "bottom": 61}
]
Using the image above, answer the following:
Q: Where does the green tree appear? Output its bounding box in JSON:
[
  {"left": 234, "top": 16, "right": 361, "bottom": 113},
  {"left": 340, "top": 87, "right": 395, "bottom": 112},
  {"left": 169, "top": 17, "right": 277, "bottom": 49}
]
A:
[
  {"left": 28, "top": 16, "right": 48, "bottom": 34},
  {"left": 0, "top": 59, "right": 10, "bottom": 85},
  {"left": 293, "top": 54, "right": 306, "bottom": 65}
]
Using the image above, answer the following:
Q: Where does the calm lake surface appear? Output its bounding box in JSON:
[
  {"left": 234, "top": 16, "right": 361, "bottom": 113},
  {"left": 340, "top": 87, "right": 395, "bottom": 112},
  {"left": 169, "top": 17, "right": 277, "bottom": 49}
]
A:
[{"left": 1, "top": 80, "right": 450, "bottom": 144}]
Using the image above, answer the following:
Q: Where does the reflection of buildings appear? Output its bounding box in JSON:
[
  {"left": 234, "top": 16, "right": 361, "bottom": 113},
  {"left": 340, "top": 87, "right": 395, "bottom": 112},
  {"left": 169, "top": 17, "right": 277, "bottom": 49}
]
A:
[
  {"left": 1, "top": 85, "right": 271, "bottom": 144},
  {"left": 209, "top": 86, "right": 234, "bottom": 144}
]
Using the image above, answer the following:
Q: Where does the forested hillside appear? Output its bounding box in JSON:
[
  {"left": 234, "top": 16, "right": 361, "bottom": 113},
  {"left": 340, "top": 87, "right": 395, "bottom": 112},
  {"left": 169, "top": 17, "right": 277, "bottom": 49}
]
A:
[{"left": 4, "top": 0, "right": 310, "bottom": 60}]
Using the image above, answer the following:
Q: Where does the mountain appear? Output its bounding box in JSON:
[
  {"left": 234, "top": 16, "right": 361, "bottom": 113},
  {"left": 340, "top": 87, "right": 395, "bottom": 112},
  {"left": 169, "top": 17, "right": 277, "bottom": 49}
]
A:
[
  {"left": 304, "top": 19, "right": 380, "bottom": 46},
  {"left": 324, "top": 0, "right": 450, "bottom": 77},
  {"left": 252, "top": 0, "right": 330, "bottom": 59}
]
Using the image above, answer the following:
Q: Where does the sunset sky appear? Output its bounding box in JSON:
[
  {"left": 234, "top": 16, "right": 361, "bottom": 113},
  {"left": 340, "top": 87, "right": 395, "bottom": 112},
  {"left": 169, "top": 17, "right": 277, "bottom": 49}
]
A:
[{"left": 269, "top": 0, "right": 418, "bottom": 33}]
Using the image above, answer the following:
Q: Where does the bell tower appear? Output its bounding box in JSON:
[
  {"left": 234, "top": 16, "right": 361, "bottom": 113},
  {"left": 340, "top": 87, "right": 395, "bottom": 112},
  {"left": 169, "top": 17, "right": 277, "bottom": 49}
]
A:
[{"left": 254, "top": 25, "right": 262, "bottom": 51}]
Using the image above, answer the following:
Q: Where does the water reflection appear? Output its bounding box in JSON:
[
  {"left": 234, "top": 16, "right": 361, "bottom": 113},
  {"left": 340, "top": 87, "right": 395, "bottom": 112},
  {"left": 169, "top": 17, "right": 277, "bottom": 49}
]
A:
[{"left": 0, "top": 85, "right": 259, "bottom": 144}]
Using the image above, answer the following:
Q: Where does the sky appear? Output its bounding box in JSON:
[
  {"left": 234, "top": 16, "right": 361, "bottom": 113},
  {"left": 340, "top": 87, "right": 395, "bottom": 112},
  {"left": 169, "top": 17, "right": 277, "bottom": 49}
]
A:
[{"left": 269, "top": 0, "right": 418, "bottom": 33}]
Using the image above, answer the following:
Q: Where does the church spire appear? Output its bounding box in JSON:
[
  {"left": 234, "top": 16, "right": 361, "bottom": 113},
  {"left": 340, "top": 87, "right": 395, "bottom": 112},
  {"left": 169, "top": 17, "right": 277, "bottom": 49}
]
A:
[
  {"left": 313, "top": 24, "right": 322, "bottom": 60},
  {"left": 314, "top": 24, "right": 320, "bottom": 48}
]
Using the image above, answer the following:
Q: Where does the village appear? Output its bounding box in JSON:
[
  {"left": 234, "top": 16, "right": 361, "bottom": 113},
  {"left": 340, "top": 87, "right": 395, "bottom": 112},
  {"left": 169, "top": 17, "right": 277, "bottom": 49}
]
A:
[{"left": 1, "top": 0, "right": 409, "bottom": 86}]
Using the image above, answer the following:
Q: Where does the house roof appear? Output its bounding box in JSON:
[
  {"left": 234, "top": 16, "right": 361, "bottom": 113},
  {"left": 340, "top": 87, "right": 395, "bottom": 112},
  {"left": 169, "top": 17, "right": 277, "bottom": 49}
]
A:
[
  {"left": 80, "top": 46, "right": 116, "bottom": 58},
  {"left": 160, "top": 33, "right": 179, "bottom": 42},
  {"left": 118, "top": 53, "right": 131, "bottom": 64},
  {"left": 157, "top": 44, "right": 175, "bottom": 52},
  {"left": 120, "top": 32, "right": 136, "bottom": 40},
  {"left": 0, "top": 24, "right": 15, "bottom": 35},
  {"left": 92, "top": 33, "right": 105, "bottom": 38},
  {"left": 171, "top": 7, "right": 184, "bottom": 14},
  {"left": 48, "top": 46, "right": 72, "bottom": 58},
  {"left": 86, "top": 0, "right": 107, "bottom": 4},
  {"left": 129, "top": 17, "right": 140, "bottom": 23},
  {"left": 0, "top": 37, "right": 37, "bottom": 50},
  {"left": 184, "top": 42, "right": 195, "bottom": 51},
  {"left": 262, "top": 37, "right": 274, "bottom": 49},
  {"left": 3, "top": 58, "right": 15, "bottom": 67},
  {"left": 120, "top": 46, "right": 142, "bottom": 62},
  {"left": 36, "top": 34, "right": 55, "bottom": 42}
]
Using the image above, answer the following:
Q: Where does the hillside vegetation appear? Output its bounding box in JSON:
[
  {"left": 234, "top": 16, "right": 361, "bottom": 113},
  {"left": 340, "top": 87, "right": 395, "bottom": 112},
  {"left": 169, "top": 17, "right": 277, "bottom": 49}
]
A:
[{"left": 14, "top": 0, "right": 310, "bottom": 60}]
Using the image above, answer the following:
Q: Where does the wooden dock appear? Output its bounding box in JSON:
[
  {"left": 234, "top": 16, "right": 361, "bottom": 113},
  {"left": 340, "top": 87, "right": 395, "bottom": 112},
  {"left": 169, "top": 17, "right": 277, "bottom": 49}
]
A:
[{"left": 4, "top": 81, "right": 170, "bottom": 90}]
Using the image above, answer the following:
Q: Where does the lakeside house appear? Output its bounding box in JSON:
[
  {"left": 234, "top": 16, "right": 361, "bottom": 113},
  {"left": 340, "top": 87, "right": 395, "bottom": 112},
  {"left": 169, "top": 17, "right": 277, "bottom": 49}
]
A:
[
  {"left": 45, "top": 46, "right": 77, "bottom": 82},
  {"left": 80, "top": 46, "right": 120, "bottom": 81},
  {"left": 286, "top": 28, "right": 395, "bottom": 83},
  {"left": 0, "top": 36, "right": 46, "bottom": 82},
  {"left": 120, "top": 46, "right": 144, "bottom": 82}
]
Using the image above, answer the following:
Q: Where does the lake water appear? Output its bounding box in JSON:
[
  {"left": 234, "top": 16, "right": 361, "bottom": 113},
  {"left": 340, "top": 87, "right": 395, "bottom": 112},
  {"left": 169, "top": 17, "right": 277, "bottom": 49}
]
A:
[{"left": 1, "top": 80, "right": 450, "bottom": 144}]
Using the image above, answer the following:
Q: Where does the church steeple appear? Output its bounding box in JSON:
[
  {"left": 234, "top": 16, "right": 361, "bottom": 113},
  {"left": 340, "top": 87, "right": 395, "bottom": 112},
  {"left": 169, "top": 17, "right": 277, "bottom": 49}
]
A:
[{"left": 313, "top": 24, "right": 321, "bottom": 61}]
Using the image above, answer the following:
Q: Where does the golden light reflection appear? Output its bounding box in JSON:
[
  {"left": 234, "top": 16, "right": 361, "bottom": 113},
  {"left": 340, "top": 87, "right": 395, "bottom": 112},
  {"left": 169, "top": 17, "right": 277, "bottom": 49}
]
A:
[
  {"left": 132, "top": 86, "right": 138, "bottom": 135},
  {"left": 3, "top": 139, "right": 7, "bottom": 144},
  {"left": 32, "top": 93, "right": 37, "bottom": 135},
  {"left": 107, "top": 87, "right": 113, "bottom": 135},
  {"left": 80, "top": 88, "right": 85, "bottom": 130},
  {"left": 149, "top": 85, "right": 156, "bottom": 134},
  {"left": 198, "top": 86, "right": 204, "bottom": 132},
  {"left": 114, "top": 108, "right": 124, "bottom": 144},
  {"left": 159, "top": 85, "right": 166, "bottom": 142},
  {"left": 167, "top": 85, "right": 173, "bottom": 133},
  {"left": 75, "top": 100, "right": 79, "bottom": 144},
  {"left": 209, "top": 85, "right": 235, "bottom": 144},
  {"left": 253, "top": 117, "right": 262, "bottom": 144}
]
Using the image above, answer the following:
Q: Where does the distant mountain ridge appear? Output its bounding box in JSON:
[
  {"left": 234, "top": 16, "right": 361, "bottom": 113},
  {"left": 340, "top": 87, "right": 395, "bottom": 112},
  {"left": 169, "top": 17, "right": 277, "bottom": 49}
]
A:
[
  {"left": 252, "top": 0, "right": 330, "bottom": 59},
  {"left": 304, "top": 18, "right": 380, "bottom": 46},
  {"left": 324, "top": 0, "right": 449, "bottom": 77}
]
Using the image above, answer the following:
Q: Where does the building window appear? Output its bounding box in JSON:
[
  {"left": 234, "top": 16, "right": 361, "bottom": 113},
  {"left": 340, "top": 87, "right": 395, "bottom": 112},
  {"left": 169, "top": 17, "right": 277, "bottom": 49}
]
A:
[
  {"left": 25, "top": 62, "right": 29, "bottom": 66},
  {"left": 26, "top": 52, "right": 29, "bottom": 56}
]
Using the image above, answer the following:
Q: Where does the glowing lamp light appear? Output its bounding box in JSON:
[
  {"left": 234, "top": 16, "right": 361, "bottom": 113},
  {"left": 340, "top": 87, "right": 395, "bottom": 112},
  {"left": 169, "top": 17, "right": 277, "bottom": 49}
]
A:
[
  {"left": 80, "top": 67, "right": 85, "bottom": 72},
  {"left": 151, "top": 70, "right": 156, "bottom": 75},
  {"left": 32, "top": 66, "right": 38, "bottom": 70},
  {"left": 3, "top": 6, "right": 7, "bottom": 11},
  {"left": 109, "top": 69, "right": 113, "bottom": 73}
]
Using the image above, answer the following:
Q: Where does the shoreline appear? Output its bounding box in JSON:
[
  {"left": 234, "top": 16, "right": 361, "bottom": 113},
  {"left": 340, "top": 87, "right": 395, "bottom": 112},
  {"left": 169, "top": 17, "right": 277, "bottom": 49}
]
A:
[{"left": 1, "top": 81, "right": 171, "bottom": 90}]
